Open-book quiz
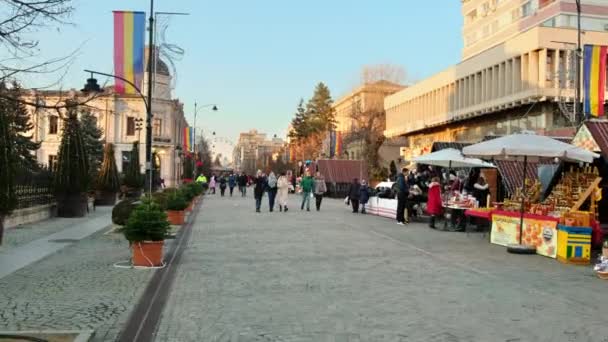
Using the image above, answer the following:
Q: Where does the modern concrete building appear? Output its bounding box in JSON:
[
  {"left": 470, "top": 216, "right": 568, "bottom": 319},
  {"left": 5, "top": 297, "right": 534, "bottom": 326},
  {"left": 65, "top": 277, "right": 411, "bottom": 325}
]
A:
[
  {"left": 232, "top": 129, "right": 285, "bottom": 174},
  {"left": 332, "top": 80, "right": 404, "bottom": 162},
  {"left": 385, "top": 0, "right": 608, "bottom": 160},
  {"left": 25, "top": 48, "right": 189, "bottom": 187}
]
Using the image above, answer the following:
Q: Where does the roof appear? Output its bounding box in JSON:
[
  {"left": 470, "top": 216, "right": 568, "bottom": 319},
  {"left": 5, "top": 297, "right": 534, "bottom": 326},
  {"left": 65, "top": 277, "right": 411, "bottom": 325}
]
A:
[
  {"left": 431, "top": 141, "right": 470, "bottom": 152},
  {"left": 316, "top": 159, "right": 368, "bottom": 183},
  {"left": 585, "top": 120, "right": 608, "bottom": 159},
  {"left": 495, "top": 160, "right": 540, "bottom": 195},
  {"left": 483, "top": 135, "right": 572, "bottom": 144}
]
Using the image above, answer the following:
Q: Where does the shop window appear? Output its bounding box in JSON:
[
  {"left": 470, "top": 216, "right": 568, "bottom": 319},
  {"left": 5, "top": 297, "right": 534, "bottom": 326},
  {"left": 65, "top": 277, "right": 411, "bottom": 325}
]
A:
[{"left": 49, "top": 116, "right": 58, "bottom": 135}]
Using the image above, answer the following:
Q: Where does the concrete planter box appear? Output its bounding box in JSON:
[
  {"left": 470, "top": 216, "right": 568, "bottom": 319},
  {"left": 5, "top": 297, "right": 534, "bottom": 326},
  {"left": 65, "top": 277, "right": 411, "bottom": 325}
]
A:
[{"left": 4, "top": 203, "right": 57, "bottom": 229}]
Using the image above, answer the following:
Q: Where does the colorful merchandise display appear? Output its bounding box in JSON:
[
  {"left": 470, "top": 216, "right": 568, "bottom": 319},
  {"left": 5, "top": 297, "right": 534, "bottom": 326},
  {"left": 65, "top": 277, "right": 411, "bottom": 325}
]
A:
[{"left": 557, "top": 225, "right": 592, "bottom": 265}]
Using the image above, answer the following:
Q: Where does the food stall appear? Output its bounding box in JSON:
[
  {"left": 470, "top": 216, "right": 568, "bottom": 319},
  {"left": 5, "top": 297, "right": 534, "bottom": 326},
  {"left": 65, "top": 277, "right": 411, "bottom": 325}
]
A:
[{"left": 463, "top": 133, "right": 601, "bottom": 258}]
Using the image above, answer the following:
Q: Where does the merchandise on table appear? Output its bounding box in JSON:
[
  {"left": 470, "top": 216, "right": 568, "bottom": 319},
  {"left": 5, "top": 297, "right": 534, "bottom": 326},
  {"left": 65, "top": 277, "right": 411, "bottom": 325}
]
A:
[{"left": 541, "top": 166, "right": 601, "bottom": 218}]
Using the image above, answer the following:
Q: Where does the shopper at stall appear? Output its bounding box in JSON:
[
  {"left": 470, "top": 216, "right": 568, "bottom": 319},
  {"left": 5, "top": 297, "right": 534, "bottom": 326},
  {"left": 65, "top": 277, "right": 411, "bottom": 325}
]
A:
[
  {"left": 347, "top": 178, "right": 361, "bottom": 213},
  {"left": 359, "top": 180, "right": 370, "bottom": 214},
  {"left": 396, "top": 168, "right": 410, "bottom": 225},
  {"left": 427, "top": 177, "right": 443, "bottom": 229},
  {"left": 473, "top": 175, "right": 490, "bottom": 208}
]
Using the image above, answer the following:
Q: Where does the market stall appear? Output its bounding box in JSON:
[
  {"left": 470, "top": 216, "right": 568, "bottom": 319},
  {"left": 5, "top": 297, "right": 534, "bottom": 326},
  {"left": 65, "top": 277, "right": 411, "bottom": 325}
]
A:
[{"left": 463, "top": 133, "right": 600, "bottom": 257}]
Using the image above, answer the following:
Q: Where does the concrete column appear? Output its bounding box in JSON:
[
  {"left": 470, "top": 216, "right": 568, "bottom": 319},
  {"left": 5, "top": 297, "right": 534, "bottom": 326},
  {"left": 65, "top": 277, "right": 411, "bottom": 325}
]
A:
[
  {"left": 498, "top": 63, "right": 504, "bottom": 98},
  {"left": 529, "top": 50, "right": 540, "bottom": 90},
  {"left": 522, "top": 53, "right": 529, "bottom": 90},
  {"left": 554, "top": 49, "right": 561, "bottom": 89},
  {"left": 514, "top": 56, "right": 521, "bottom": 93}
]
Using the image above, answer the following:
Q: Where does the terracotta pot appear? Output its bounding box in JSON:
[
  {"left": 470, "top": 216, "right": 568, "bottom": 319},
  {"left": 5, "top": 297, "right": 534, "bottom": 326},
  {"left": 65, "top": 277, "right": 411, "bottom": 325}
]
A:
[
  {"left": 132, "top": 241, "right": 164, "bottom": 267},
  {"left": 166, "top": 210, "right": 185, "bottom": 225}
]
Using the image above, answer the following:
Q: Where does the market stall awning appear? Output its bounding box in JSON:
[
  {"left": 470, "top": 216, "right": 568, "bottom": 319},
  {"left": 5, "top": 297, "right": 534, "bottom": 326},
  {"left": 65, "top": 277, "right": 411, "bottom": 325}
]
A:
[
  {"left": 463, "top": 133, "right": 599, "bottom": 163},
  {"left": 413, "top": 148, "right": 496, "bottom": 168},
  {"left": 495, "top": 160, "right": 540, "bottom": 195},
  {"left": 578, "top": 120, "right": 608, "bottom": 159}
]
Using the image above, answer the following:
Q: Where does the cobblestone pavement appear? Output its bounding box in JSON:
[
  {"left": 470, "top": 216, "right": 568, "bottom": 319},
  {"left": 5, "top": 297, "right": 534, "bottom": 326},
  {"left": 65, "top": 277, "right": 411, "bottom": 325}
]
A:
[
  {"left": 154, "top": 195, "right": 608, "bottom": 342},
  {"left": 0, "top": 224, "right": 158, "bottom": 342},
  {"left": 3, "top": 207, "right": 111, "bottom": 250}
]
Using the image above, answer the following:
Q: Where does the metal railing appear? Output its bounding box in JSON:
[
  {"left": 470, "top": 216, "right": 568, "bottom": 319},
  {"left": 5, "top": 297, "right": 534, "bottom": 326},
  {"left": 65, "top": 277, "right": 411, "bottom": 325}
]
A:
[{"left": 15, "top": 165, "right": 54, "bottom": 209}]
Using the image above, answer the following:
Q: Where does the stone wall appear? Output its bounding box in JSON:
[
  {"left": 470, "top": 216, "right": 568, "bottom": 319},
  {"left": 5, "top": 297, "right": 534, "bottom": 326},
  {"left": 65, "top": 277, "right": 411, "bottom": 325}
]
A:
[{"left": 4, "top": 204, "right": 56, "bottom": 229}]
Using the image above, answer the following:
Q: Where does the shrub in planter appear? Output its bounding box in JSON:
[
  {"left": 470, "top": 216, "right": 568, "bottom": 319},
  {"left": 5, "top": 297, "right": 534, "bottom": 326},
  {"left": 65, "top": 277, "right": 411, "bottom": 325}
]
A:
[
  {"left": 120, "top": 199, "right": 170, "bottom": 267},
  {"left": 112, "top": 198, "right": 139, "bottom": 226},
  {"left": 151, "top": 192, "right": 169, "bottom": 211},
  {"left": 180, "top": 185, "right": 196, "bottom": 203},
  {"left": 166, "top": 192, "right": 188, "bottom": 225},
  {"left": 54, "top": 104, "right": 89, "bottom": 217},
  {"left": 96, "top": 143, "right": 120, "bottom": 205}
]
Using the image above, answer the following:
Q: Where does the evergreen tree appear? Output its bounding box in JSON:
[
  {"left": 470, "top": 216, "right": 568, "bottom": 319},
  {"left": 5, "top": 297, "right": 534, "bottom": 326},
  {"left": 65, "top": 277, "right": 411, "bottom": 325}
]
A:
[
  {"left": 182, "top": 153, "right": 194, "bottom": 180},
  {"left": 80, "top": 110, "right": 103, "bottom": 185},
  {"left": 97, "top": 143, "right": 120, "bottom": 192},
  {"left": 197, "top": 135, "right": 213, "bottom": 176},
  {"left": 306, "top": 82, "right": 336, "bottom": 133},
  {"left": 289, "top": 99, "right": 310, "bottom": 141},
  {"left": 54, "top": 104, "right": 89, "bottom": 195}
]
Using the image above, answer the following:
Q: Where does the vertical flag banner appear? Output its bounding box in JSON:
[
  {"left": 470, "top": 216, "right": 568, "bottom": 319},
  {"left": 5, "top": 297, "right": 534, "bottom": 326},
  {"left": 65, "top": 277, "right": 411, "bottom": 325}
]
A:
[
  {"left": 335, "top": 131, "right": 343, "bottom": 157},
  {"left": 183, "top": 127, "right": 193, "bottom": 152},
  {"left": 583, "top": 44, "right": 607, "bottom": 118},
  {"left": 114, "top": 11, "right": 146, "bottom": 94},
  {"left": 329, "top": 130, "right": 336, "bottom": 158}
]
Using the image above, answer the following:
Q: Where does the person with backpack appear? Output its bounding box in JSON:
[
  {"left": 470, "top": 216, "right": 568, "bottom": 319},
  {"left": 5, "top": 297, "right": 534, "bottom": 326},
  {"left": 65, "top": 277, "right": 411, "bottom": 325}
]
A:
[{"left": 267, "top": 171, "right": 278, "bottom": 212}]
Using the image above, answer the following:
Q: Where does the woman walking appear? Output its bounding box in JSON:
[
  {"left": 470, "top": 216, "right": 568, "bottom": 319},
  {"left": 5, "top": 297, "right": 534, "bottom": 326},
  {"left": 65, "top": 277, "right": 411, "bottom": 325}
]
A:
[
  {"left": 267, "top": 171, "right": 278, "bottom": 212},
  {"left": 313, "top": 171, "right": 327, "bottom": 211},
  {"left": 427, "top": 177, "right": 443, "bottom": 229},
  {"left": 209, "top": 174, "right": 217, "bottom": 195},
  {"left": 347, "top": 178, "right": 361, "bottom": 213},
  {"left": 359, "top": 180, "right": 370, "bottom": 214},
  {"left": 253, "top": 170, "right": 267, "bottom": 213},
  {"left": 228, "top": 173, "right": 237, "bottom": 197},
  {"left": 277, "top": 172, "right": 291, "bottom": 212},
  {"left": 219, "top": 174, "right": 227, "bottom": 197}
]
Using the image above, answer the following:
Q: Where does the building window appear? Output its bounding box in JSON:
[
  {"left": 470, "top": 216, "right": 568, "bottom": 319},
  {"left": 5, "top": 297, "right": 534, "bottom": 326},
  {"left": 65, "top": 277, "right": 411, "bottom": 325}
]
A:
[
  {"left": 122, "top": 151, "right": 131, "bottom": 172},
  {"left": 49, "top": 116, "right": 58, "bottom": 135},
  {"left": 48, "top": 155, "right": 57, "bottom": 171},
  {"left": 126, "top": 117, "right": 135, "bottom": 136},
  {"left": 522, "top": 1, "right": 533, "bottom": 17},
  {"left": 153, "top": 118, "right": 162, "bottom": 137}
]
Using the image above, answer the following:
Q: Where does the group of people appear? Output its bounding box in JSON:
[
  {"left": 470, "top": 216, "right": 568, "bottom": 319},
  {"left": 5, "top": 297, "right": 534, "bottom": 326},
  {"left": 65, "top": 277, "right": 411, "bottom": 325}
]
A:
[
  {"left": 345, "top": 178, "right": 371, "bottom": 214},
  {"left": 395, "top": 166, "right": 490, "bottom": 230},
  {"left": 251, "top": 170, "right": 328, "bottom": 213},
  {"left": 196, "top": 173, "right": 253, "bottom": 197}
]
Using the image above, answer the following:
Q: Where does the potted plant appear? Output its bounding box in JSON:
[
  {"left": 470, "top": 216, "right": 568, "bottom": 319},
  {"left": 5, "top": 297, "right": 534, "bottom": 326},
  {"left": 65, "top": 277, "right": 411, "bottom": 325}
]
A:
[
  {"left": 120, "top": 199, "right": 170, "bottom": 267},
  {"left": 54, "top": 103, "right": 90, "bottom": 217},
  {"left": 123, "top": 141, "right": 144, "bottom": 198},
  {"left": 166, "top": 191, "right": 188, "bottom": 225},
  {"left": 112, "top": 198, "right": 140, "bottom": 226},
  {"left": 95, "top": 143, "right": 120, "bottom": 205},
  {"left": 181, "top": 184, "right": 197, "bottom": 211}
]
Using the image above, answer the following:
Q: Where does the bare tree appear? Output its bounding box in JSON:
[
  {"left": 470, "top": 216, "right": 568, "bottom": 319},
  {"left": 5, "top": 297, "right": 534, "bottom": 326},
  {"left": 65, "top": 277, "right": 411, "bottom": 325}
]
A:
[
  {"left": 360, "top": 64, "right": 406, "bottom": 85},
  {"left": 0, "top": 0, "right": 75, "bottom": 81}
]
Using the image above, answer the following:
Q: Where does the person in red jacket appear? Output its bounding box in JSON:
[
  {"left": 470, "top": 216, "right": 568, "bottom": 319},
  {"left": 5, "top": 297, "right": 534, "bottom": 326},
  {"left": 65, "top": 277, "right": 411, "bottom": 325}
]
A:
[{"left": 427, "top": 177, "right": 443, "bottom": 229}]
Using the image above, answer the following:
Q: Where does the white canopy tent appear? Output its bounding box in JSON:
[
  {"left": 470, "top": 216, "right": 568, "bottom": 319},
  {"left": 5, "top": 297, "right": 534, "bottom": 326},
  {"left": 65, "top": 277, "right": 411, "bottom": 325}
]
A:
[
  {"left": 413, "top": 148, "right": 496, "bottom": 169},
  {"left": 462, "top": 133, "right": 599, "bottom": 251}
]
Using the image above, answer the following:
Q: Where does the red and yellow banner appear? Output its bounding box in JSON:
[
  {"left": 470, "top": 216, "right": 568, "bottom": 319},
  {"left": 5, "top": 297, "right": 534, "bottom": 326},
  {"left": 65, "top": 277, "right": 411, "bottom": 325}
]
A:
[
  {"left": 491, "top": 211, "right": 559, "bottom": 258},
  {"left": 113, "top": 11, "right": 146, "bottom": 94},
  {"left": 183, "top": 127, "right": 193, "bottom": 152}
]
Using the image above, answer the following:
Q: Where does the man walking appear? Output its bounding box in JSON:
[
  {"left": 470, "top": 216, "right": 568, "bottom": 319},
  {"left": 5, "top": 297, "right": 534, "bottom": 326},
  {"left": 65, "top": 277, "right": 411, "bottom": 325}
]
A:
[
  {"left": 313, "top": 171, "right": 327, "bottom": 211},
  {"left": 347, "top": 178, "right": 361, "bottom": 213},
  {"left": 238, "top": 173, "right": 248, "bottom": 197},
  {"left": 396, "top": 168, "right": 410, "bottom": 225},
  {"left": 300, "top": 171, "right": 314, "bottom": 211},
  {"left": 228, "top": 173, "right": 236, "bottom": 197},
  {"left": 267, "top": 171, "right": 278, "bottom": 212},
  {"left": 253, "top": 170, "right": 267, "bottom": 213}
]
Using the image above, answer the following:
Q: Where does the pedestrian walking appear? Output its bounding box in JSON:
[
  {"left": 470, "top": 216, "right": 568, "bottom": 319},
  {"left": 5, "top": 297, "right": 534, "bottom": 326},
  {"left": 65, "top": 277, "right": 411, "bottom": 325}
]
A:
[
  {"left": 238, "top": 173, "right": 247, "bottom": 197},
  {"left": 219, "top": 174, "right": 227, "bottom": 196},
  {"left": 347, "top": 178, "right": 361, "bottom": 213},
  {"left": 300, "top": 171, "right": 314, "bottom": 211},
  {"left": 267, "top": 171, "right": 278, "bottom": 212},
  {"left": 396, "top": 168, "right": 410, "bottom": 225},
  {"left": 253, "top": 170, "right": 267, "bottom": 213},
  {"left": 313, "top": 171, "right": 327, "bottom": 211},
  {"left": 228, "top": 173, "right": 237, "bottom": 197},
  {"left": 277, "top": 172, "right": 292, "bottom": 212},
  {"left": 209, "top": 174, "right": 217, "bottom": 195},
  {"left": 427, "top": 177, "right": 442, "bottom": 229},
  {"left": 359, "top": 180, "right": 370, "bottom": 214}
]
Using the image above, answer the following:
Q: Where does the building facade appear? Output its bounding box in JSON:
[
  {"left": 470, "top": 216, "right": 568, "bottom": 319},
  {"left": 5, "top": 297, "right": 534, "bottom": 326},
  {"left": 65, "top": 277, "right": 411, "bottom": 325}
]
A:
[
  {"left": 385, "top": 0, "right": 608, "bottom": 160},
  {"left": 332, "top": 80, "right": 404, "bottom": 165},
  {"left": 232, "top": 129, "right": 285, "bottom": 174},
  {"left": 26, "top": 50, "right": 189, "bottom": 187}
]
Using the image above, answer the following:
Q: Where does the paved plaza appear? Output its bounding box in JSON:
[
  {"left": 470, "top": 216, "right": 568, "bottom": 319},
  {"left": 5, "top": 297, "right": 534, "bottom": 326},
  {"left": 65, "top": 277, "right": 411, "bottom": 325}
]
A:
[{"left": 153, "top": 195, "right": 608, "bottom": 342}]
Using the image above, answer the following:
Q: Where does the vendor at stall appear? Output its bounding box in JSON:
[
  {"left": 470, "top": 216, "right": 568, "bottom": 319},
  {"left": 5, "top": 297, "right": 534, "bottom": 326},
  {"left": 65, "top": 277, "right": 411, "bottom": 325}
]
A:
[
  {"left": 473, "top": 175, "right": 490, "bottom": 207},
  {"left": 427, "top": 177, "right": 443, "bottom": 229}
]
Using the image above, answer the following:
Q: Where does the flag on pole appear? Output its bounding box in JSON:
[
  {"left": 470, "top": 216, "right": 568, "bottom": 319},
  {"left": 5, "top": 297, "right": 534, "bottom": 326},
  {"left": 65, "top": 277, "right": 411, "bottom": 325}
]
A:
[
  {"left": 583, "top": 44, "right": 607, "bottom": 118},
  {"left": 335, "top": 131, "right": 343, "bottom": 157},
  {"left": 113, "top": 11, "right": 146, "bottom": 94},
  {"left": 183, "top": 127, "right": 193, "bottom": 152}
]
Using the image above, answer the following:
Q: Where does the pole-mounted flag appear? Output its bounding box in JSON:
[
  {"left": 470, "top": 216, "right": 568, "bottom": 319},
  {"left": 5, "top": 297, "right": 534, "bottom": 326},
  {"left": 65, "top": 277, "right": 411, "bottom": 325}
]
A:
[
  {"left": 583, "top": 44, "right": 607, "bottom": 118},
  {"left": 113, "top": 11, "right": 146, "bottom": 94}
]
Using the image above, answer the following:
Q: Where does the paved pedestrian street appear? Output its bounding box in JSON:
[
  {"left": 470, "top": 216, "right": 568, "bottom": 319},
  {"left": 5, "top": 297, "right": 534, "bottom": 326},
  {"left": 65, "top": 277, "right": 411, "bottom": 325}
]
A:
[{"left": 153, "top": 195, "right": 608, "bottom": 342}]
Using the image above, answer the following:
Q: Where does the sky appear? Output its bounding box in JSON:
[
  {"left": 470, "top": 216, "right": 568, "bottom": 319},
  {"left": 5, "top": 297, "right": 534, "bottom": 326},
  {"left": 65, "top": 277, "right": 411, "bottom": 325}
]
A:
[{"left": 21, "top": 0, "right": 463, "bottom": 156}]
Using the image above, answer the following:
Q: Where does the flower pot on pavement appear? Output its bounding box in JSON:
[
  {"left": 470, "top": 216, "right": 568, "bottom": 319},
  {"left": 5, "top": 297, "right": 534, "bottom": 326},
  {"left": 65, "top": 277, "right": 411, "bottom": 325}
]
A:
[
  {"left": 166, "top": 210, "right": 185, "bottom": 225},
  {"left": 132, "top": 241, "right": 164, "bottom": 267}
]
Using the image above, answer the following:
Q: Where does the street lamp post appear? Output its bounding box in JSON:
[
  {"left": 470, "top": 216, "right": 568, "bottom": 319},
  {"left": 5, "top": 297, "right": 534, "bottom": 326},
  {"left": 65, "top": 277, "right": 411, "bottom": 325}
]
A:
[
  {"left": 192, "top": 103, "right": 218, "bottom": 179},
  {"left": 575, "top": 0, "right": 582, "bottom": 126},
  {"left": 135, "top": 118, "right": 144, "bottom": 142}
]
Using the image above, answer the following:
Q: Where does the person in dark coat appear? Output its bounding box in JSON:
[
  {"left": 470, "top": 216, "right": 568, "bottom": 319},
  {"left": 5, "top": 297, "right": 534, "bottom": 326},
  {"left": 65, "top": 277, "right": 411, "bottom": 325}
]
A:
[
  {"left": 347, "top": 178, "right": 361, "bottom": 213},
  {"left": 396, "top": 168, "right": 410, "bottom": 225},
  {"left": 238, "top": 173, "right": 248, "bottom": 197},
  {"left": 359, "top": 180, "right": 370, "bottom": 214},
  {"left": 228, "top": 174, "right": 237, "bottom": 197},
  {"left": 219, "top": 174, "right": 227, "bottom": 197},
  {"left": 253, "top": 170, "right": 267, "bottom": 213}
]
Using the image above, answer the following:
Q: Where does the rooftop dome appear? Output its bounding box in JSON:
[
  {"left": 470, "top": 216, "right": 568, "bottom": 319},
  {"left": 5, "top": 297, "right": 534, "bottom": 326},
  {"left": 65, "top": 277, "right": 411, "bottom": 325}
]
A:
[{"left": 145, "top": 46, "right": 171, "bottom": 77}]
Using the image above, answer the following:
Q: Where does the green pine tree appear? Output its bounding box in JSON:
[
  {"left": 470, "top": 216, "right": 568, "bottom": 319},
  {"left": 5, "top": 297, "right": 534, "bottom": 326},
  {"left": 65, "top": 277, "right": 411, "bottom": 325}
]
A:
[
  {"left": 54, "top": 104, "right": 90, "bottom": 195},
  {"left": 97, "top": 143, "right": 120, "bottom": 192},
  {"left": 306, "top": 82, "right": 336, "bottom": 133},
  {"left": 124, "top": 141, "right": 143, "bottom": 189},
  {"left": 80, "top": 110, "right": 103, "bottom": 187}
]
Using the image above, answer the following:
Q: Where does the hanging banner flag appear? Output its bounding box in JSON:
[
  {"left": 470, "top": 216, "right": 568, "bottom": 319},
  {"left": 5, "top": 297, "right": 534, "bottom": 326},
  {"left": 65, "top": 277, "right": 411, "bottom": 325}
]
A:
[
  {"left": 583, "top": 44, "right": 607, "bottom": 118},
  {"left": 183, "top": 127, "right": 193, "bottom": 152},
  {"left": 335, "top": 131, "right": 343, "bottom": 157},
  {"left": 329, "top": 131, "right": 336, "bottom": 158},
  {"left": 114, "top": 11, "right": 146, "bottom": 94}
]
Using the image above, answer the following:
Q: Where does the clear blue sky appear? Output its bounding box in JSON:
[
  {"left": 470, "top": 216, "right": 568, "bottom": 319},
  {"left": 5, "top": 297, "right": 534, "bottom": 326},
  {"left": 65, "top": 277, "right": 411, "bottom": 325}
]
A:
[{"left": 26, "top": 0, "right": 463, "bottom": 147}]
